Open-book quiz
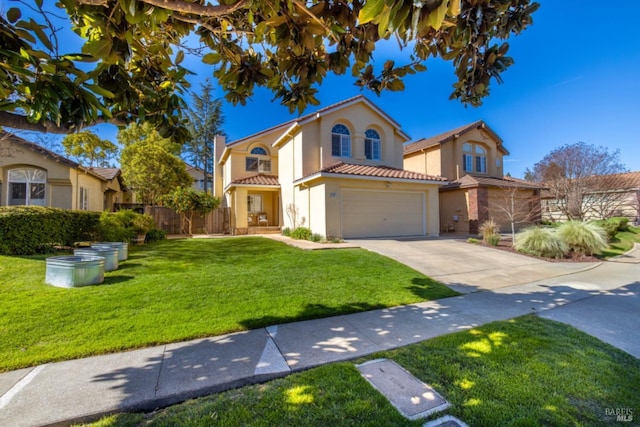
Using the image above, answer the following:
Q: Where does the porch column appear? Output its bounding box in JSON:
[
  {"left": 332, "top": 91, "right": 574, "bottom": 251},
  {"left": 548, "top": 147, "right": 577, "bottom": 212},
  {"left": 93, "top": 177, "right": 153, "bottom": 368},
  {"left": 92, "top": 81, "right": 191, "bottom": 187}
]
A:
[{"left": 234, "top": 187, "right": 249, "bottom": 231}]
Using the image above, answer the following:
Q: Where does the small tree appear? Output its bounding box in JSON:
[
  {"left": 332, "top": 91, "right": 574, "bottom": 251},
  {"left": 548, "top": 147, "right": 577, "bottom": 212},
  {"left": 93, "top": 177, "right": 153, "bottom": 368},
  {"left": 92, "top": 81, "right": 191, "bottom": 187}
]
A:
[
  {"left": 62, "top": 131, "right": 118, "bottom": 167},
  {"left": 119, "top": 123, "right": 192, "bottom": 205},
  {"left": 161, "top": 187, "right": 220, "bottom": 235},
  {"left": 525, "top": 142, "right": 627, "bottom": 220},
  {"left": 490, "top": 185, "right": 542, "bottom": 244}
]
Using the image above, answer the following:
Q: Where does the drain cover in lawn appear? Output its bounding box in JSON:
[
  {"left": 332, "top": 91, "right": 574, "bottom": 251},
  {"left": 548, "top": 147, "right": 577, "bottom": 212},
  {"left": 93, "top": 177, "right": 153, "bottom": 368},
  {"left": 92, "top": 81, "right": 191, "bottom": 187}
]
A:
[{"left": 356, "top": 359, "right": 450, "bottom": 420}]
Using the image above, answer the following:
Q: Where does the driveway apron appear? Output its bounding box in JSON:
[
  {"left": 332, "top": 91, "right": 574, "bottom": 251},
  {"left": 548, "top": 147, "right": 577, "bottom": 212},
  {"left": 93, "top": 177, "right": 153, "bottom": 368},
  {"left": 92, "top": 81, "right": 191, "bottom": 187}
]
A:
[{"left": 348, "top": 236, "right": 599, "bottom": 294}]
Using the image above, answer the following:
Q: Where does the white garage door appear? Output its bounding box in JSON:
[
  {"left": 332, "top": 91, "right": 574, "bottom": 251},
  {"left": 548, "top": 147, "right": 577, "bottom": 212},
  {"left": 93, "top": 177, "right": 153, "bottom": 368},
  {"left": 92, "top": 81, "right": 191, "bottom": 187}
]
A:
[{"left": 342, "top": 190, "right": 425, "bottom": 238}]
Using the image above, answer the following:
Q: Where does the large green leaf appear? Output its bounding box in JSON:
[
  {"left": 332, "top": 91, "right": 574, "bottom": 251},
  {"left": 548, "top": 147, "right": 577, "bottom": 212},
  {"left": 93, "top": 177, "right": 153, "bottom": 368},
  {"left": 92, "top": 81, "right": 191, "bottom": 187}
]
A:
[
  {"left": 358, "top": 0, "right": 385, "bottom": 24},
  {"left": 84, "top": 38, "right": 113, "bottom": 59}
]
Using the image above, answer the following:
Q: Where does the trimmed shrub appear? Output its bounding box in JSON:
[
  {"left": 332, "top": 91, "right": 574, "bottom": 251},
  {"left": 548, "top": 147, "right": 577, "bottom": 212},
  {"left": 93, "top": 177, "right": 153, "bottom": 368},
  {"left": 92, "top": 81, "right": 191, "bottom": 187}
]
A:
[
  {"left": 281, "top": 227, "right": 292, "bottom": 237},
  {"left": 310, "top": 233, "right": 323, "bottom": 242},
  {"left": 557, "top": 221, "right": 608, "bottom": 256},
  {"left": 97, "top": 211, "right": 132, "bottom": 242},
  {"left": 145, "top": 229, "right": 167, "bottom": 243},
  {"left": 0, "top": 206, "right": 100, "bottom": 255},
  {"left": 467, "top": 237, "right": 481, "bottom": 244},
  {"left": 290, "top": 227, "right": 312, "bottom": 240},
  {"left": 98, "top": 210, "right": 157, "bottom": 242},
  {"left": 514, "top": 226, "right": 569, "bottom": 259}
]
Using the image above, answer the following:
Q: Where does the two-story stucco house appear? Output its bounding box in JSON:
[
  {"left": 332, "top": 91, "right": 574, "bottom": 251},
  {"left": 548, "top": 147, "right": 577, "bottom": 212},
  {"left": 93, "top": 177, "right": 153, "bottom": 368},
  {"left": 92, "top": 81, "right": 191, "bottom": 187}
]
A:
[
  {"left": 0, "top": 131, "right": 132, "bottom": 212},
  {"left": 213, "top": 95, "right": 447, "bottom": 238},
  {"left": 404, "top": 121, "right": 543, "bottom": 234}
]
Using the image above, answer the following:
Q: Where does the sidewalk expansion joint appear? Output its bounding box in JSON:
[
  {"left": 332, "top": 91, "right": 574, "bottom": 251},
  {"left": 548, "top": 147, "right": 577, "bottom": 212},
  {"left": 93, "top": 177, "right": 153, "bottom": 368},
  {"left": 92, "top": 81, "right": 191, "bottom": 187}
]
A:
[{"left": 153, "top": 345, "right": 168, "bottom": 398}]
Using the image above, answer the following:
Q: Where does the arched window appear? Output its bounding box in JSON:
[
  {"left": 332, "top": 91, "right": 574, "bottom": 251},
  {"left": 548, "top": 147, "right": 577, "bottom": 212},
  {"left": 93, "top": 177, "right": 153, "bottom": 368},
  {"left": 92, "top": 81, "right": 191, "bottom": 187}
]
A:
[
  {"left": 8, "top": 168, "right": 47, "bottom": 206},
  {"left": 246, "top": 146, "right": 271, "bottom": 172},
  {"left": 331, "top": 124, "right": 351, "bottom": 157},
  {"left": 364, "top": 129, "right": 381, "bottom": 160},
  {"left": 462, "top": 143, "right": 487, "bottom": 174}
]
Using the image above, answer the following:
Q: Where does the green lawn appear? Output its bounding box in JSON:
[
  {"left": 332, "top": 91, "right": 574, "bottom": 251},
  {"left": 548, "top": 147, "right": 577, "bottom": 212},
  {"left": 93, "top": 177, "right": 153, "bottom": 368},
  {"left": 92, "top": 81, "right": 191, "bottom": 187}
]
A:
[
  {"left": 0, "top": 237, "right": 456, "bottom": 372},
  {"left": 87, "top": 316, "right": 640, "bottom": 427},
  {"left": 601, "top": 225, "right": 640, "bottom": 258}
]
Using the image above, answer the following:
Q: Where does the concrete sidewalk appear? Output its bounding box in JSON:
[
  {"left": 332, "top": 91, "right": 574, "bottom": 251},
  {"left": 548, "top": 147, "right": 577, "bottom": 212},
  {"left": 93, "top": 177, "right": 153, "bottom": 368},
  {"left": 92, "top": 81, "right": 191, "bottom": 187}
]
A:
[{"left": 1, "top": 243, "right": 638, "bottom": 426}]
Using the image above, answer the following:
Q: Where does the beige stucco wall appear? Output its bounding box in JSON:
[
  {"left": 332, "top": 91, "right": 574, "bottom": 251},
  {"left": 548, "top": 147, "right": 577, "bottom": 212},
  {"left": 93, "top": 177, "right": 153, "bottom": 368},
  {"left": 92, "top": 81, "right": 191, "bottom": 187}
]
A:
[
  {"left": 404, "top": 146, "right": 443, "bottom": 177},
  {"left": 439, "top": 189, "right": 470, "bottom": 234},
  {"left": 312, "top": 102, "right": 407, "bottom": 172},
  {"left": 75, "top": 170, "right": 106, "bottom": 211},
  {"left": 404, "top": 128, "right": 505, "bottom": 181},
  {"left": 0, "top": 139, "right": 107, "bottom": 211}
]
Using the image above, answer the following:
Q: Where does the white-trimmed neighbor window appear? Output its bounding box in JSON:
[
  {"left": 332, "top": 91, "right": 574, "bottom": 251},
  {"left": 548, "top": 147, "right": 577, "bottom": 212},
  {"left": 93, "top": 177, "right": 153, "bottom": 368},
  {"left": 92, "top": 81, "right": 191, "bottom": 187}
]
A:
[
  {"left": 79, "top": 187, "right": 89, "bottom": 211},
  {"left": 246, "top": 146, "right": 271, "bottom": 173},
  {"left": 364, "top": 129, "right": 381, "bottom": 160},
  {"left": 463, "top": 143, "right": 487, "bottom": 174},
  {"left": 331, "top": 124, "right": 351, "bottom": 157},
  {"left": 247, "top": 194, "right": 263, "bottom": 213},
  {"left": 8, "top": 168, "right": 46, "bottom": 206}
]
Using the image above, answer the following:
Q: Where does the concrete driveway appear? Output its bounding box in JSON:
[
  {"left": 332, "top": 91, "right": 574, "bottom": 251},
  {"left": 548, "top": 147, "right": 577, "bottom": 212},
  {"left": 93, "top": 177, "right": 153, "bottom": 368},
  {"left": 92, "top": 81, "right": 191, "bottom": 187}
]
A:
[{"left": 347, "top": 236, "right": 599, "bottom": 294}]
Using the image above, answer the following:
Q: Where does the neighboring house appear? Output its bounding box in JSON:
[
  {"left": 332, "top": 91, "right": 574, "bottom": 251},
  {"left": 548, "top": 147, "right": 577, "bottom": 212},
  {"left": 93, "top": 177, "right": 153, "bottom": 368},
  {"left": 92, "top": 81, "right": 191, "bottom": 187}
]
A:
[
  {"left": 213, "top": 95, "right": 447, "bottom": 238},
  {"left": 541, "top": 171, "right": 640, "bottom": 223},
  {"left": 403, "top": 121, "right": 544, "bottom": 234},
  {"left": 0, "top": 132, "right": 132, "bottom": 212},
  {"left": 185, "top": 164, "right": 213, "bottom": 194}
]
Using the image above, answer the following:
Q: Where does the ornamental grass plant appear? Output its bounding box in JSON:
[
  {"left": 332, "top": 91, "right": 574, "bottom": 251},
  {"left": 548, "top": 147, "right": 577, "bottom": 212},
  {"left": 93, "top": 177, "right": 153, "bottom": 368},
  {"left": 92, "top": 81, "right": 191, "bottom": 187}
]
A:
[
  {"left": 513, "top": 226, "right": 568, "bottom": 259},
  {"left": 557, "top": 220, "right": 608, "bottom": 256}
]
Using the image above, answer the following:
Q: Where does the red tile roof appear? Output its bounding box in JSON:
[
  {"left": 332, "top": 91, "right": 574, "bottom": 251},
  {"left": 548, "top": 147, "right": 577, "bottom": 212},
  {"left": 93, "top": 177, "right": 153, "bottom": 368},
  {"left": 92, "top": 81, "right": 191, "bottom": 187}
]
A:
[
  {"left": 403, "top": 120, "right": 508, "bottom": 155},
  {"left": 231, "top": 174, "right": 280, "bottom": 186},
  {"left": 297, "top": 162, "right": 447, "bottom": 183},
  {"left": 539, "top": 171, "right": 640, "bottom": 198},
  {"left": 441, "top": 174, "right": 545, "bottom": 191}
]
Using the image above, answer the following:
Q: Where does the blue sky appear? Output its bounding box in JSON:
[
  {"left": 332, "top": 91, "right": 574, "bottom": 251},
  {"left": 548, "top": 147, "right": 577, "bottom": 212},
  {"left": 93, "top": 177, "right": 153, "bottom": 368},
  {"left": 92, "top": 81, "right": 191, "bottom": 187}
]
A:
[{"left": 19, "top": 1, "right": 640, "bottom": 178}]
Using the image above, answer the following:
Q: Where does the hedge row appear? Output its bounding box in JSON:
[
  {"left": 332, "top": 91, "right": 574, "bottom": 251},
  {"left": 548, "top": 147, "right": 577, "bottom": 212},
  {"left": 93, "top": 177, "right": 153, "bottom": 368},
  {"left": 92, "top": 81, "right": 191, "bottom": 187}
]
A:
[{"left": 0, "top": 206, "right": 100, "bottom": 255}]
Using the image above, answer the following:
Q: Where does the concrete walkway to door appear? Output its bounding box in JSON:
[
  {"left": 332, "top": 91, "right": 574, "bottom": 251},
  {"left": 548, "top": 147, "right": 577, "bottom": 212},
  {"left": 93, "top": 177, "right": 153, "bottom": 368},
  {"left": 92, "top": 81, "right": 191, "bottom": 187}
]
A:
[{"left": 347, "top": 236, "right": 602, "bottom": 294}]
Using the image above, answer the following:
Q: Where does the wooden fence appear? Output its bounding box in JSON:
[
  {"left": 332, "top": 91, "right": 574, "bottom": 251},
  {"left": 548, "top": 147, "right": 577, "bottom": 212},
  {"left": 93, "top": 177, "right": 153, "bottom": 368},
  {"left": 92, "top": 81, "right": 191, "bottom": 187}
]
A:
[{"left": 144, "top": 206, "right": 231, "bottom": 235}]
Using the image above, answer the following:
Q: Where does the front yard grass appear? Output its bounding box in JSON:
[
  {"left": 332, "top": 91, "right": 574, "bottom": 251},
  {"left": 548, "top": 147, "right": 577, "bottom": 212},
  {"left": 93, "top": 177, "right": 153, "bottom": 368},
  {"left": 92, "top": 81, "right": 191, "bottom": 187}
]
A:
[
  {"left": 88, "top": 316, "right": 640, "bottom": 426},
  {"left": 0, "top": 237, "right": 457, "bottom": 372},
  {"left": 601, "top": 225, "right": 640, "bottom": 258}
]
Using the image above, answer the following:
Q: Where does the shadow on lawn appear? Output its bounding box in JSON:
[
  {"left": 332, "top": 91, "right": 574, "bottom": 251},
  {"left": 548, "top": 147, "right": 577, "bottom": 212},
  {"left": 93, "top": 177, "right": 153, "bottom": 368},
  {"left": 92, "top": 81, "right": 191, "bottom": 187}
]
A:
[
  {"left": 86, "top": 283, "right": 640, "bottom": 425},
  {"left": 238, "top": 302, "right": 387, "bottom": 330},
  {"left": 408, "top": 277, "right": 460, "bottom": 299}
]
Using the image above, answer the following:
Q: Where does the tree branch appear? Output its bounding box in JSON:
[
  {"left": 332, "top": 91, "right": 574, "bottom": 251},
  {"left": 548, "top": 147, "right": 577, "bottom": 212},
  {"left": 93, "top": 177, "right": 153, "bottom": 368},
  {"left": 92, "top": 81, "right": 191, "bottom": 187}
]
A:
[
  {"left": 76, "top": 0, "right": 250, "bottom": 17},
  {"left": 0, "top": 111, "right": 125, "bottom": 134}
]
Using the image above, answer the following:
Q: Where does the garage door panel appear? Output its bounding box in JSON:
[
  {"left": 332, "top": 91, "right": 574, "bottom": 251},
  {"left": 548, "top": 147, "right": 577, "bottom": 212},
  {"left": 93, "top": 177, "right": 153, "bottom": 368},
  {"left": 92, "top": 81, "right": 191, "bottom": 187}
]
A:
[{"left": 342, "top": 190, "right": 424, "bottom": 238}]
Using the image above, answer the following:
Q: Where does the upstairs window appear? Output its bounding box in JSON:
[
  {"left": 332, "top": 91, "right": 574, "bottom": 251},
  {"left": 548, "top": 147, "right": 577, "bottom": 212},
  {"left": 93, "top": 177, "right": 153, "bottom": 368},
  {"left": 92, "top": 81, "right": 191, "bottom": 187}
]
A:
[
  {"left": 463, "top": 143, "right": 487, "bottom": 174},
  {"left": 364, "top": 129, "right": 381, "bottom": 160},
  {"left": 246, "top": 146, "right": 271, "bottom": 173},
  {"left": 331, "top": 124, "right": 351, "bottom": 157},
  {"left": 8, "top": 168, "right": 46, "bottom": 206}
]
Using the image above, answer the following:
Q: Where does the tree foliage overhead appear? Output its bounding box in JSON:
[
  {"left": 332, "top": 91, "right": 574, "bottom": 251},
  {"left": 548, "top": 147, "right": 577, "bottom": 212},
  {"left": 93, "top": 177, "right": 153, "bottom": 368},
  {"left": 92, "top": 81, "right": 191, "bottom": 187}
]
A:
[
  {"left": 1, "top": 0, "right": 539, "bottom": 138},
  {"left": 118, "top": 122, "right": 192, "bottom": 205},
  {"left": 526, "top": 142, "right": 628, "bottom": 221}
]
